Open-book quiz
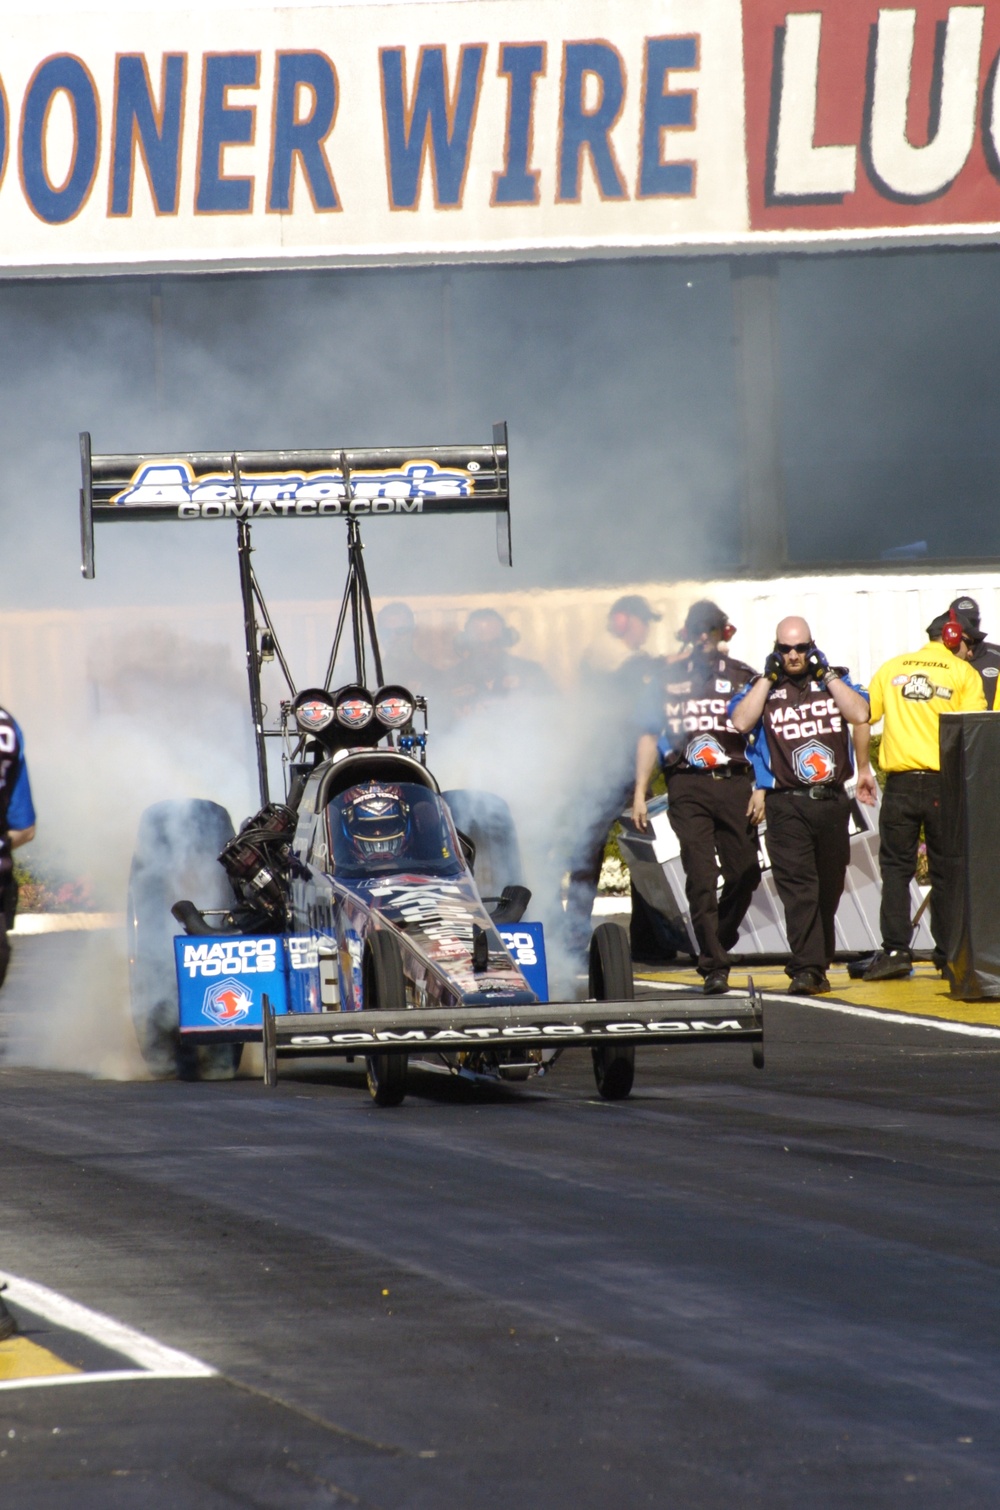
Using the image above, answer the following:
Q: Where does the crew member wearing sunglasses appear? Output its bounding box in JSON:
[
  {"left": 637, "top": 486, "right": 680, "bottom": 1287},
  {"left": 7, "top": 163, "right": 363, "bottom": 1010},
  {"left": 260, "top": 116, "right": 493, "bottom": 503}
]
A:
[
  {"left": 729, "top": 617, "right": 870, "bottom": 995},
  {"left": 632, "top": 600, "right": 763, "bottom": 996}
]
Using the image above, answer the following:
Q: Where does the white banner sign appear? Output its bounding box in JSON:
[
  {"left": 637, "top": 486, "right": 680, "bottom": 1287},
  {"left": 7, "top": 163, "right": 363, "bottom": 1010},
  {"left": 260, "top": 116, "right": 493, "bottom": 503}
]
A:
[
  {"left": 0, "top": 0, "right": 746, "bottom": 271},
  {"left": 6, "top": 2, "right": 1000, "bottom": 274}
]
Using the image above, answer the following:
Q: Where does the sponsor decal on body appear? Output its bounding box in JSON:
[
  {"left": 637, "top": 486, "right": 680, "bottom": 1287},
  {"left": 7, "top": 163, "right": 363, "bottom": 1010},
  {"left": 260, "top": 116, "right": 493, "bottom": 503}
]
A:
[
  {"left": 201, "top": 977, "right": 254, "bottom": 1025},
  {"left": 182, "top": 937, "right": 277, "bottom": 978},
  {"left": 287, "top": 936, "right": 318, "bottom": 971},
  {"left": 503, "top": 930, "right": 538, "bottom": 968},
  {"left": 284, "top": 1017, "right": 754, "bottom": 1047}
]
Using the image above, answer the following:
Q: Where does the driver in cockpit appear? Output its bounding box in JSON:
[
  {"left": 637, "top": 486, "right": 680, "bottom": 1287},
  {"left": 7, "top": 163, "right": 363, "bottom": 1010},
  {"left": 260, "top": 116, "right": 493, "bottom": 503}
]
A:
[{"left": 340, "top": 783, "right": 412, "bottom": 863}]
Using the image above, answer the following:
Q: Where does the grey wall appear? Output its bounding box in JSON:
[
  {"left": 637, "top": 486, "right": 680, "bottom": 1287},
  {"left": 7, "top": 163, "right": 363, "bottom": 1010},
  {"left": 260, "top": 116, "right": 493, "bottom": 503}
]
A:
[{"left": 0, "top": 247, "right": 997, "bottom": 616}]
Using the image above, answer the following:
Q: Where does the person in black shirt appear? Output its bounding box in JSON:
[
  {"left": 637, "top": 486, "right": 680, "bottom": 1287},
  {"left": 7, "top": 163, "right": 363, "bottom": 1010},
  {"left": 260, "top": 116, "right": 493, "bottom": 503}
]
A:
[
  {"left": 446, "top": 608, "right": 553, "bottom": 724},
  {"left": 633, "top": 601, "right": 762, "bottom": 995},
  {"left": 730, "top": 616, "right": 870, "bottom": 996},
  {"left": 949, "top": 595, "right": 1000, "bottom": 707}
]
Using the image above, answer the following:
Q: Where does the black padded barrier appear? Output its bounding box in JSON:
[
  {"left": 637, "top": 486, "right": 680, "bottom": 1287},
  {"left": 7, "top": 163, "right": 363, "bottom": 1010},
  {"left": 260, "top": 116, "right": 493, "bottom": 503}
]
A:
[{"left": 940, "top": 711, "right": 1000, "bottom": 999}]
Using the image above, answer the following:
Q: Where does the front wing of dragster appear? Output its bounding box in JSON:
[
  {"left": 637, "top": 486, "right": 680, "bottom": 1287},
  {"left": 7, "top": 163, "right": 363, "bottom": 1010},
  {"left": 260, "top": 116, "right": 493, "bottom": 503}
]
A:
[
  {"left": 267, "top": 999, "right": 763, "bottom": 1053},
  {"left": 261, "top": 995, "right": 764, "bottom": 1084}
]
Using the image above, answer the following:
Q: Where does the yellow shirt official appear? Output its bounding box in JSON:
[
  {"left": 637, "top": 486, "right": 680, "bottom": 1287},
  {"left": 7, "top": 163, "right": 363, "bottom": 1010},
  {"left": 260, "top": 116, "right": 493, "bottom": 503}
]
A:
[{"left": 868, "top": 642, "right": 988, "bottom": 772}]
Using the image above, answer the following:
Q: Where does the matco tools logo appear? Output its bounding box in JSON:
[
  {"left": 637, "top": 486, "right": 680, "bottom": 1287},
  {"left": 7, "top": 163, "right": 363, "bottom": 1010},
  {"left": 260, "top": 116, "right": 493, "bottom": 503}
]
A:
[
  {"left": 793, "top": 740, "right": 835, "bottom": 784},
  {"left": 202, "top": 977, "right": 253, "bottom": 1026},
  {"left": 181, "top": 938, "right": 277, "bottom": 978},
  {"left": 686, "top": 735, "right": 726, "bottom": 768}
]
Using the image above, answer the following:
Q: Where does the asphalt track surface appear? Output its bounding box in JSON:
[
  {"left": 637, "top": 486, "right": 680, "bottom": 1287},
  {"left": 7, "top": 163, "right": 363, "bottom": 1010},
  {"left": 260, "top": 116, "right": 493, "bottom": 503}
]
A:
[{"left": 3, "top": 939, "right": 1000, "bottom": 1507}]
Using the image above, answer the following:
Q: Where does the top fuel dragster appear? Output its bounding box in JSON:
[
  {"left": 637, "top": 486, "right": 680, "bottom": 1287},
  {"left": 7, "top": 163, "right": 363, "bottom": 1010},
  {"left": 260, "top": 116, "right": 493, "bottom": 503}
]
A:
[{"left": 80, "top": 426, "right": 763, "bottom": 1103}]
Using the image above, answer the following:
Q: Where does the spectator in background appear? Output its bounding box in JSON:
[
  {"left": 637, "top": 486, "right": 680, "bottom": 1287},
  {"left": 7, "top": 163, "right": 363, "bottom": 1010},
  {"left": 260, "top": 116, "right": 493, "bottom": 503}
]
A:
[
  {"left": 855, "top": 608, "right": 986, "bottom": 981},
  {"left": 376, "top": 601, "right": 440, "bottom": 702},
  {"left": 949, "top": 595, "right": 1000, "bottom": 708},
  {"left": 565, "top": 595, "right": 675, "bottom": 963},
  {"left": 446, "top": 608, "right": 553, "bottom": 723}
]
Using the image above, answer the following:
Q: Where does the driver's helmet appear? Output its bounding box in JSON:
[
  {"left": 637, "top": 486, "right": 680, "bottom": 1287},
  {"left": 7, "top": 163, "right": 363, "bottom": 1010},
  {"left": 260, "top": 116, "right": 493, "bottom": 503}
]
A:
[{"left": 340, "top": 783, "right": 410, "bottom": 862}]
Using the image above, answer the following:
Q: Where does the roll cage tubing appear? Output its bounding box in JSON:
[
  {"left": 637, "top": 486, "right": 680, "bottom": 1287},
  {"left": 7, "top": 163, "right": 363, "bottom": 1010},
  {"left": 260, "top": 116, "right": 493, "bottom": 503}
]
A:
[{"left": 79, "top": 425, "right": 511, "bottom": 806}]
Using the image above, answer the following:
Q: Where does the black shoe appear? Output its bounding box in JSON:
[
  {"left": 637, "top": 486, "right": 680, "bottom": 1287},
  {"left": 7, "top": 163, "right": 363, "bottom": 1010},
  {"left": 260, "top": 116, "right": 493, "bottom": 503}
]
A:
[
  {"left": 702, "top": 969, "right": 730, "bottom": 996},
  {"left": 0, "top": 1287, "right": 16, "bottom": 1342},
  {"left": 788, "top": 969, "right": 831, "bottom": 996},
  {"left": 862, "top": 950, "right": 912, "bottom": 982}
]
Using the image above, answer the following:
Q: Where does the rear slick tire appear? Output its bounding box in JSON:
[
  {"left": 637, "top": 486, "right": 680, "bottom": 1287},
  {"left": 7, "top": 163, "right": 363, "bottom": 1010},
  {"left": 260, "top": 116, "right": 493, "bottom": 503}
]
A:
[
  {"left": 127, "top": 799, "right": 239, "bottom": 1080},
  {"left": 589, "top": 920, "right": 635, "bottom": 1101},
  {"left": 363, "top": 930, "right": 408, "bottom": 1107}
]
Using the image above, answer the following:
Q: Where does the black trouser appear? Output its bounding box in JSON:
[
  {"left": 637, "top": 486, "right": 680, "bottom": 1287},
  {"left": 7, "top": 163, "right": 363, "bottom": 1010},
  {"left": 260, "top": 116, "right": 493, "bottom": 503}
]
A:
[
  {"left": 667, "top": 769, "right": 761, "bottom": 974},
  {"left": 0, "top": 869, "right": 16, "bottom": 990},
  {"left": 765, "top": 788, "right": 851, "bottom": 976},
  {"left": 878, "top": 770, "right": 946, "bottom": 959}
]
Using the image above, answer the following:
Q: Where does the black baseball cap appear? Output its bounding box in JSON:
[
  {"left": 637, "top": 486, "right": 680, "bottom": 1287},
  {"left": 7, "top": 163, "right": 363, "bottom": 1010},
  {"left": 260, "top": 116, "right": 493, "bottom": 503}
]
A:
[
  {"left": 950, "top": 595, "right": 981, "bottom": 629},
  {"left": 681, "top": 599, "right": 728, "bottom": 639},
  {"left": 609, "top": 594, "right": 661, "bottom": 622}
]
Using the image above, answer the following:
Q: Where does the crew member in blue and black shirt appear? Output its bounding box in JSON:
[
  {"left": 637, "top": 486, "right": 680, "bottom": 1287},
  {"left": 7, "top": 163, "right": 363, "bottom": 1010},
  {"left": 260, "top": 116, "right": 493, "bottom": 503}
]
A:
[
  {"left": 633, "top": 601, "right": 763, "bottom": 996},
  {"left": 729, "top": 615, "right": 869, "bottom": 997},
  {"left": 0, "top": 704, "right": 36, "bottom": 987}
]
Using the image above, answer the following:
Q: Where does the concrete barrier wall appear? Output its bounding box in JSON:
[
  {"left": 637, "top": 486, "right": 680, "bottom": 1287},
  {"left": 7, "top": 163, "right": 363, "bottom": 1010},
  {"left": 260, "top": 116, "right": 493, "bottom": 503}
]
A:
[{"left": 1, "top": 570, "right": 995, "bottom": 733}]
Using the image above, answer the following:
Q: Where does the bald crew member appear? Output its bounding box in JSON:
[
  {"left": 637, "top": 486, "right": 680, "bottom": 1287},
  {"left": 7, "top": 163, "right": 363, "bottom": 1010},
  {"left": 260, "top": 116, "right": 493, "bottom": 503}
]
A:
[{"left": 730, "top": 616, "right": 869, "bottom": 995}]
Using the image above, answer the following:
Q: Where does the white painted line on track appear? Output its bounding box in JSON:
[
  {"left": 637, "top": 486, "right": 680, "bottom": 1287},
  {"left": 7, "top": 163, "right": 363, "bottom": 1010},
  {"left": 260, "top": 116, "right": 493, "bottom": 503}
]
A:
[
  {"left": 0, "top": 1270, "right": 216, "bottom": 1391},
  {"left": 636, "top": 977, "right": 1000, "bottom": 1039},
  {"left": 0, "top": 1369, "right": 165, "bottom": 1393},
  {"left": 778, "top": 996, "right": 1000, "bottom": 1040}
]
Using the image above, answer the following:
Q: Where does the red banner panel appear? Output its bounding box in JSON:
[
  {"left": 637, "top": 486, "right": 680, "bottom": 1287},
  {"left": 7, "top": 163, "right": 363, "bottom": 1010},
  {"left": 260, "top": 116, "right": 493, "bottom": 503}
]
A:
[{"left": 744, "top": 2, "right": 1000, "bottom": 234}]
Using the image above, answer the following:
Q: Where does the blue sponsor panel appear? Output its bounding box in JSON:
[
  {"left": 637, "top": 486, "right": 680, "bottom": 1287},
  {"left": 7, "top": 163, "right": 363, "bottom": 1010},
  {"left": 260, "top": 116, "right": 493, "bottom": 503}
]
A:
[
  {"left": 498, "top": 923, "right": 548, "bottom": 1002},
  {"left": 175, "top": 934, "right": 289, "bottom": 1033}
]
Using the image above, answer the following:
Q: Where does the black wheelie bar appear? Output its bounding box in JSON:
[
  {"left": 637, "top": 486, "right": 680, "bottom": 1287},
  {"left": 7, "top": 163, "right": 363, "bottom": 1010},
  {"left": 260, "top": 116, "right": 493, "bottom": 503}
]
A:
[{"left": 260, "top": 987, "right": 765, "bottom": 1083}]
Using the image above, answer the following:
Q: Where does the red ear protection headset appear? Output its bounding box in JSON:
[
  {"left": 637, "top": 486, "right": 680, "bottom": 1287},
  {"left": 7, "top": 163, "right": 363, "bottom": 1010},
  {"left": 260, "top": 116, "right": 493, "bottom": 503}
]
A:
[
  {"left": 679, "top": 620, "right": 737, "bottom": 643},
  {"left": 941, "top": 612, "right": 964, "bottom": 651}
]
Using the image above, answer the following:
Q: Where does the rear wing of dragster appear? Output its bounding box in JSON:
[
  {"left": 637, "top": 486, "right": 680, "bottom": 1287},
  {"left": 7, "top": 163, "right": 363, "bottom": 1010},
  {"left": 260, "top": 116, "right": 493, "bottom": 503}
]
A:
[
  {"left": 79, "top": 424, "right": 512, "bottom": 577},
  {"left": 80, "top": 425, "right": 512, "bottom": 807}
]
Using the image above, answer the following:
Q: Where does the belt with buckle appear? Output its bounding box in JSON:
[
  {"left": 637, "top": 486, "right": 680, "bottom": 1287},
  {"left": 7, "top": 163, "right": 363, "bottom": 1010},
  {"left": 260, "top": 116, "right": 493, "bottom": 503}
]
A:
[
  {"left": 772, "top": 783, "right": 845, "bottom": 801},
  {"left": 673, "top": 765, "right": 750, "bottom": 781}
]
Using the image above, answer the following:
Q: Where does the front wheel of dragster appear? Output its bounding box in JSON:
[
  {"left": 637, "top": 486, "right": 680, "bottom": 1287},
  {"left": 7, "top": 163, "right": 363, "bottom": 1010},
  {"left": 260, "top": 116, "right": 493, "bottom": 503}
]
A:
[
  {"left": 127, "top": 799, "right": 240, "bottom": 1081},
  {"left": 590, "top": 921, "right": 635, "bottom": 1101},
  {"left": 364, "top": 931, "right": 409, "bottom": 1107}
]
